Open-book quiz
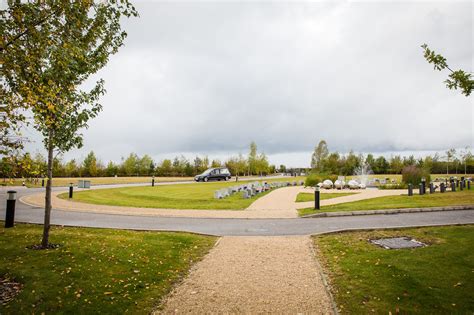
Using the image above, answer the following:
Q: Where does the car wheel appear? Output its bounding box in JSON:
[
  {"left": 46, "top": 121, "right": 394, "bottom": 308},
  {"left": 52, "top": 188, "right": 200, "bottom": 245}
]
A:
[
  {"left": 226, "top": 176, "right": 230, "bottom": 181},
  {"left": 204, "top": 177, "right": 208, "bottom": 182}
]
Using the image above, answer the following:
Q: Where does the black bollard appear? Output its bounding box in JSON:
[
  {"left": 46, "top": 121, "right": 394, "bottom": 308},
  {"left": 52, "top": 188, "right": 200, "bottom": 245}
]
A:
[
  {"left": 42, "top": 179, "right": 45, "bottom": 187},
  {"left": 451, "top": 181, "right": 456, "bottom": 192},
  {"left": 69, "top": 183, "right": 73, "bottom": 198},
  {"left": 468, "top": 180, "right": 471, "bottom": 190},
  {"left": 314, "top": 186, "right": 320, "bottom": 210},
  {"left": 440, "top": 182, "right": 445, "bottom": 193},
  {"left": 408, "top": 183, "right": 413, "bottom": 196},
  {"left": 456, "top": 179, "right": 460, "bottom": 188},
  {"left": 5, "top": 191, "right": 17, "bottom": 228},
  {"left": 152, "top": 176, "right": 155, "bottom": 187},
  {"left": 460, "top": 180, "right": 464, "bottom": 191},
  {"left": 429, "top": 183, "right": 434, "bottom": 194}
]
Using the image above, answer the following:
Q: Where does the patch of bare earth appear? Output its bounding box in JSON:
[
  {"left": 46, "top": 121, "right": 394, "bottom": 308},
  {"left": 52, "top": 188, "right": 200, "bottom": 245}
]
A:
[{"left": 157, "top": 236, "right": 334, "bottom": 314}]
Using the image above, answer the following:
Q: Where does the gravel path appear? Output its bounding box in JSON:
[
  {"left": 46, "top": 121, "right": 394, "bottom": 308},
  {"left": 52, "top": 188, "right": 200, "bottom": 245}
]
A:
[
  {"left": 20, "top": 187, "right": 405, "bottom": 219},
  {"left": 157, "top": 236, "right": 334, "bottom": 314}
]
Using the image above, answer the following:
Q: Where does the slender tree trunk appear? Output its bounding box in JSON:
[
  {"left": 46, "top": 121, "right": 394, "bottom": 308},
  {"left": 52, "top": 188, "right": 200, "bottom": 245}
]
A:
[{"left": 41, "top": 130, "right": 54, "bottom": 248}]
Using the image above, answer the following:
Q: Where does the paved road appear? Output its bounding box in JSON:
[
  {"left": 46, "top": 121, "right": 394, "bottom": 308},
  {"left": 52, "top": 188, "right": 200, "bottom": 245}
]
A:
[{"left": 1, "top": 183, "right": 473, "bottom": 236}]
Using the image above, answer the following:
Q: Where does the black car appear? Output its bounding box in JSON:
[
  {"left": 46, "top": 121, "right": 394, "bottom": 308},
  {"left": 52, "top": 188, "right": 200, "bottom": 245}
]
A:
[{"left": 195, "top": 167, "right": 232, "bottom": 182}]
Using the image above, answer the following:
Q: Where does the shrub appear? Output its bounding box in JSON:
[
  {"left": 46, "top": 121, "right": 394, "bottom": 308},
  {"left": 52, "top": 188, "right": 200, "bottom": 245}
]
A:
[
  {"left": 401, "top": 166, "right": 431, "bottom": 187},
  {"left": 378, "top": 183, "right": 408, "bottom": 190},
  {"left": 305, "top": 173, "right": 338, "bottom": 187}
]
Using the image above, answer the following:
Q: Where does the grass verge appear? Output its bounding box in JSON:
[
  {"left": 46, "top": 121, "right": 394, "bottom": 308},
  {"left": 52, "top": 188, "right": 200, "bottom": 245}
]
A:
[
  {"left": 313, "top": 225, "right": 474, "bottom": 313},
  {"left": 299, "top": 189, "right": 474, "bottom": 216},
  {"left": 0, "top": 224, "right": 216, "bottom": 314},
  {"left": 59, "top": 177, "right": 305, "bottom": 210},
  {"left": 295, "top": 192, "right": 357, "bottom": 203}
]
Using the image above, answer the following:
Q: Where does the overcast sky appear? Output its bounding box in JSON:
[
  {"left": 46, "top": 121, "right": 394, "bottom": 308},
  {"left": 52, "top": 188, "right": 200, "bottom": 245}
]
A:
[{"left": 24, "top": 0, "right": 473, "bottom": 167}]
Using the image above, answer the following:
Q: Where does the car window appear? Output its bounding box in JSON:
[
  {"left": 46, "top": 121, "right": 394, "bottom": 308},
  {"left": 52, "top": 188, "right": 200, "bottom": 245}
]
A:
[{"left": 220, "top": 168, "right": 230, "bottom": 175}]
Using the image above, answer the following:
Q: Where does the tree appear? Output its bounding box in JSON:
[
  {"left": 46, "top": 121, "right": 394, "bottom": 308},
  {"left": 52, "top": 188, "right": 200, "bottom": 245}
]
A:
[
  {"left": 83, "top": 151, "right": 98, "bottom": 177},
  {"left": 365, "top": 154, "right": 375, "bottom": 171},
  {"left": 446, "top": 148, "right": 456, "bottom": 175},
  {"left": 311, "top": 140, "right": 329, "bottom": 172},
  {"left": 421, "top": 44, "right": 473, "bottom": 97},
  {"left": 248, "top": 141, "right": 258, "bottom": 175},
  {"left": 373, "top": 156, "right": 389, "bottom": 174},
  {"left": 389, "top": 155, "right": 403, "bottom": 174},
  {"left": 460, "top": 147, "right": 473, "bottom": 175},
  {"left": 139, "top": 155, "right": 153, "bottom": 176},
  {"left": 123, "top": 153, "right": 139, "bottom": 176},
  {"left": 1, "top": 1, "right": 137, "bottom": 247},
  {"left": 105, "top": 161, "right": 118, "bottom": 177},
  {"left": 211, "top": 159, "right": 221, "bottom": 168}
]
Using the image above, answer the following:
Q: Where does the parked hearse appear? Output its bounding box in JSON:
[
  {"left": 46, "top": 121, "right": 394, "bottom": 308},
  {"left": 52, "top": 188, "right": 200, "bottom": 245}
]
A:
[{"left": 194, "top": 167, "right": 232, "bottom": 182}]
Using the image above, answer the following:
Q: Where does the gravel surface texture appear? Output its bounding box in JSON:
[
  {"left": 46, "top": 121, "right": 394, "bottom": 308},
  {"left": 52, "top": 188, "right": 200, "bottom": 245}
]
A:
[
  {"left": 20, "top": 187, "right": 404, "bottom": 219},
  {"left": 158, "top": 236, "right": 334, "bottom": 314}
]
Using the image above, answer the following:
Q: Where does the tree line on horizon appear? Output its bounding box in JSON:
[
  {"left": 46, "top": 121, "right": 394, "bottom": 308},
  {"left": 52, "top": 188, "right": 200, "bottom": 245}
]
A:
[
  {"left": 0, "top": 141, "right": 278, "bottom": 180},
  {"left": 310, "top": 140, "right": 474, "bottom": 176}
]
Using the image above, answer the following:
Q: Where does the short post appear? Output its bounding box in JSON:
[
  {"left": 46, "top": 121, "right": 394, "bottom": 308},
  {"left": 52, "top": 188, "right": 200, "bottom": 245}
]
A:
[
  {"left": 314, "top": 186, "right": 320, "bottom": 210},
  {"left": 440, "top": 182, "right": 445, "bottom": 193},
  {"left": 468, "top": 180, "right": 471, "bottom": 190},
  {"left": 42, "top": 178, "right": 45, "bottom": 187},
  {"left": 460, "top": 180, "right": 464, "bottom": 191},
  {"left": 69, "top": 183, "right": 73, "bottom": 199},
  {"left": 451, "top": 181, "right": 456, "bottom": 192},
  {"left": 152, "top": 176, "right": 155, "bottom": 187},
  {"left": 429, "top": 182, "right": 434, "bottom": 194},
  {"left": 5, "top": 191, "right": 17, "bottom": 228},
  {"left": 408, "top": 183, "right": 413, "bottom": 196},
  {"left": 456, "top": 179, "right": 460, "bottom": 188}
]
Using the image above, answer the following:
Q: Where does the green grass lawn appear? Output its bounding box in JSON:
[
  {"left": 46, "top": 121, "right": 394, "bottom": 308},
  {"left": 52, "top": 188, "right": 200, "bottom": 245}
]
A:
[
  {"left": 299, "top": 189, "right": 474, "bottom": 216},
  {"left": 295, "top": 192, "right": 357, "bottom": 202},
  {"left": 59, "top": 177, "right": 306, "bottom": 210},
  {"left": 0, "top": 224, "right": 216, "bottom": 314},
  {"left": 314, "top": 225, "right": 474, "bottom": 314}
]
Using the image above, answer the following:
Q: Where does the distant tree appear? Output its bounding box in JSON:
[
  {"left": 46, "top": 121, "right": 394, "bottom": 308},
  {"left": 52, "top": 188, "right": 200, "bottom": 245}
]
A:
[
  {"left": 365, "top": 154, "right": 376, "bottom": 171},
  {"left": 279, "top": 164, "right": 287, "bottom": 173},
  {"left": 389, "top": 155, "right": 403, "bottom": 174},
  {"left": 311, "top": 140, "right": 329, "bottom": 171},
  {"left": 123, "top": 153, "right": 139, "bottom": 176},
  {"left": 138, "top": 155, "right": 153, "bottom": 176},
  {"left": 341, "top": 150, "right": 360, "bottom": 175},
  {"left": 159, "top": 159, "right": 173, "bottom": 177},
  {"left": 248, "top": 141, "right": 258, "bottom": 174},
  {"left": 105, "top": 161, "right": 118, "bottom": 177},
  {"left": 83, "top": 151, "right": 98, "bottom": 177},
  {"left": 65, "top": 159, "right": 79, "bottom": 177},
  {"left": 323, "top": 152, "right": 340, "bottom": 174},
  {"left": 446, "top": 148, "right": 456, "bottom": 174},
  {"left": 421, "top": 44, "right": 473, "bottom": 97},
  {"left": 461, "top": 147, "right": 473, "bottom": 175},
  {"left": 211, "top": 159, "right": 222, "bottom": 168},
  {"left": 373, "top": 156, "right": 389, "bottom": 174}
]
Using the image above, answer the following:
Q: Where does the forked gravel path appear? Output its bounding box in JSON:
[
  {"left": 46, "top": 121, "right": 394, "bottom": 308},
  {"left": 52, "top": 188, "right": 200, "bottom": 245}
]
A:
[
  {"left": 157, "top": 236, "right": 334, "bottom": 314},
  {"left": 20, "top": 186, "right": 404, "bottom": 219}
]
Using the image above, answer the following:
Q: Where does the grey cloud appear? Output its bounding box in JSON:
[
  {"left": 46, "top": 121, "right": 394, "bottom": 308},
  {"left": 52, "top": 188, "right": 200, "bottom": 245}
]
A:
[{"left": 25, "top": 1, "right": 473, "bottom": 166}]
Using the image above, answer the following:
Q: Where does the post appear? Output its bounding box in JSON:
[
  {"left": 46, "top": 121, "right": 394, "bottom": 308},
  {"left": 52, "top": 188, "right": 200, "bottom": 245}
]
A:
[
  {"left": 152, "top": 176, "right": 155, "bottom": 187},
  {"left": 5, "top": 191, "right": 17, "bottom": 228},
  {"left": 429, "top": 182, "right": 434, "bottom": 194},
  {"left": 69, "top": 183, "right": 73, "bottom": 199},
  {"left": 42, "top": 178, "right": 45, "bottom": 187},
  {"left": 460, "top": 180, "right": 464, "bottom": 191},
  {"left": 408, "top": 183, "right": 413, "bottom": 196},
  {"left": 421, "top": 177, "right": 426, "bottom": 195},
  {"left": 451, "top": 181, "right": 456, "bottom": 192},
  {"left": 440, "top": 182, "right": 445, "bottom": 193},
  {"left": 314, "top": 186, "right": 320, "bottom": 210},
  {"left": 468, "top": 180, "right": 471, "bottom": 190}
]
